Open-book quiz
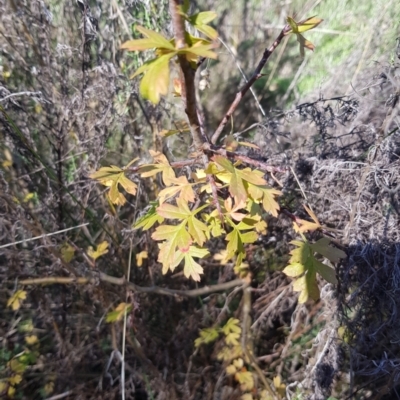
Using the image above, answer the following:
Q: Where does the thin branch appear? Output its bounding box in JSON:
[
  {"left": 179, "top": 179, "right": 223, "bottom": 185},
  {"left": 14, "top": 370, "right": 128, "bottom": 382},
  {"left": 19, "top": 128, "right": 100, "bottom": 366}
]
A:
[
  {"left": 218, "top": 36, "right": 265, "bottom": 117},
  {"left": 0, "top": 90, "right": 49, "bottom": 103},
  {"left": 206, "top": 144, "right": 287, "bottom": 173},
  {"left": 0, "top": 223, "right": 89, "bottom": 249},
  {"left": 211, "top": 24, "right": 290, "bottom": 145},
  {"left": 18, "top": 273, "right": 246, "bottom": 298}
]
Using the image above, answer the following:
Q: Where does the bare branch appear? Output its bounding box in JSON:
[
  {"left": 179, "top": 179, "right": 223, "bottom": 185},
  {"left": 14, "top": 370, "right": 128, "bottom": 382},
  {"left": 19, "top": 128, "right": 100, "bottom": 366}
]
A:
[
  {"left": 211, "top": 25, "right": 291, "bottom": 145},
  {"left": 18, "top": 273, "right": 246, "bottom": 298}
]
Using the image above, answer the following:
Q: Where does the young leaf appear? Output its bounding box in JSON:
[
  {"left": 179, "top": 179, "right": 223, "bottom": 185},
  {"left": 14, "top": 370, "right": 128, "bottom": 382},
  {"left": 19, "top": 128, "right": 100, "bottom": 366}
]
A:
[
  {"left": 187, "top": 11, "right": 218, "bottom": 40},
  {"left": 194, "top": 327, "right": 220, "bottom": 347},
  {"left": 178, "top": 42, "right": 218, "bottom": 61},
  {"left": 121, "top": 25, "right": 176, "bottom": 51},
  {"left": 136, "top": 251, "right": 148, "bottom": 267},
  {"left": 7, "top": 290, "right": 27, "bottom": 311},
  {"left": 87, "top": 241, "right": 109, "bottom": 261},
  {"left": 285, "top": 15, "right": 323, "bottom": 57},
  {"left": 293, "top": 204, "right": 321, "bottom": 232},
  {"left": 106, "top": 302, "right": 132, "bottom": 323},
  {"left": 221, "top": 318, "right": 241, "bottom": 336}
]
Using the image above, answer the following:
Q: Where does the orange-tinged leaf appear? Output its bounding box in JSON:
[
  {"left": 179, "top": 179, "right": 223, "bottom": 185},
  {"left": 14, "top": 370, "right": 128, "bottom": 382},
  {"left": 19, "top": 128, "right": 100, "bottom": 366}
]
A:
[
  {"left": 158, "top": 175, "right": 195, "bottom": 204},
  {"left": 118, "top": 175, "right": 137, "bottom": 196},
  {"left": 89, "top": 165, "right": 122, "bottom": 183},
  {"left": 294, "top": 205, "right": 321, "bottom": 232},
  {"left": 235, "top": 370, "right": 254, "bottom": 391},
  {"left": 182, "top": 248, "right": 206, "bottom": 281},
  {"left": 7, "top": 290, "right": 27, "bottom": 311},
  {"left": 261, "top": 187, "right": 281, "bottom": 216},
  {"left": 136, "top": 251, "right": 148, "bottom": 267},
  {"left": 139, "top": 150, "right": 176, "bottom": 186},
  {"left": 87, "top": 241, "right": 109, "bottom": 261}
]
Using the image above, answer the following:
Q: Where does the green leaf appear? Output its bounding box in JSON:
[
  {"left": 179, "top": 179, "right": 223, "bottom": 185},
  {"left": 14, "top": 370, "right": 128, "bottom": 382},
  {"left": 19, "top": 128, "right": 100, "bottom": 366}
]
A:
[
  {"left": 311, "top": 237, "right": 347, "bottom": 263},
  {"left": 189, "top": 11, "right": 217, "bottom": 26},
  {"left": 285, "top": 239, "right": 339, "bottom": 303},
  {"left": 195, "top": 24, "right": 218, "bottom": 40},
  {"left": 178, "top": 43, "right": 218, "bottom": 60}
]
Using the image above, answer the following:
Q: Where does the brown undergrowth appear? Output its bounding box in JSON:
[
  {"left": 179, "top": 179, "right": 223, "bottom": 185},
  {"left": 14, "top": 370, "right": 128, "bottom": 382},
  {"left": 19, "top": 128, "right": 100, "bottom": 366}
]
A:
[{"left": 1, "top": 1, "right": 400, "bottom": 399}]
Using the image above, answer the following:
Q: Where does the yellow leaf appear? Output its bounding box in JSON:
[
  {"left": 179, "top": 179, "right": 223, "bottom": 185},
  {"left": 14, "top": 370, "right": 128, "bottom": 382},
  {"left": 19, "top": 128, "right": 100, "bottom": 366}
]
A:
[
  {"left": 273, "top": 375, "right": 286, "bottom": 397},
  {"left": 0, "top": 381, "right": 8, "bottom": 394},
  {"left": 87, "top": 241, "right": 109, "bottom": 261},
  {"left": 136, "top": 251, "right": 148, "bottom": 267},
  {"left": 8, "top": 375, "right": 22, "bottom": 386},
  {"left": 8, "top": 385, "right": 16, "bottom": 397},
  {"left": 139, "top": 150, "right": 176, "bottom": 186},
  {"left": 294, "top": 204, "right": 321, "bottom": 232},
  {"left": 61, "top": 243, "right": 75, "bottom": 263},
  {"left": 43, "top": 381, "right": 54, "bottom": 395},
  {"left": 25, "top": 335, "right": 38, "bottom": 345},
  {"left": 8, "top": 359, "right": 26, "bottom": 374},
  {"left": 158, "top": 175, "right": 196, "bottom": 204},
  {"left": 226, "top": 364, "right": 237, "bottom": 375},
  {"left": 235, "top": 370, "right": 254, "bottom": 391},
  {"left": 213, "top": 250, "right": 230, "bottom": 264},
  {"left": 138, "top": 53, "right": 176, "bottom": 104},
  {"left": 7, "top": 290, "right": 27, "bottom": 311}
]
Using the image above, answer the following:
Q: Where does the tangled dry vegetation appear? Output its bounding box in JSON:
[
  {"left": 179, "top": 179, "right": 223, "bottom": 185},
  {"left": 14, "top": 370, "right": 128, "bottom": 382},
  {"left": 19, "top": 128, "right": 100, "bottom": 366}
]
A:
[{"left": 1, "top": 0, "right": 400, "bottom": 399}]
